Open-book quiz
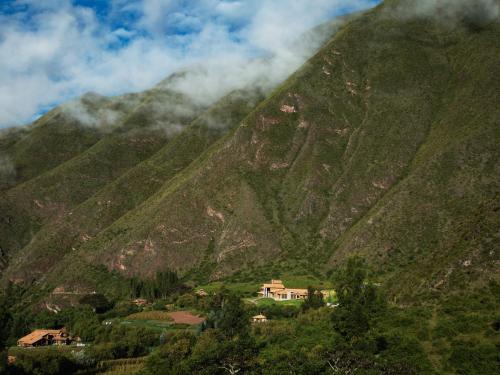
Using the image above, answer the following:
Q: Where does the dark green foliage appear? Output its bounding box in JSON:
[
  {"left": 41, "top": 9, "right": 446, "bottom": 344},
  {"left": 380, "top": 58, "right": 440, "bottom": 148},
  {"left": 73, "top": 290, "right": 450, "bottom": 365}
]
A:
[
  {"left": 184, "top": 331, "right": 258, "bottom": 375},
  {"left": 79, "top": 293, "right": 113, "bottom": 314},
  {"left": 0, "top": 1, "right": 499, "bottom": 373},
  {"left": 142, "top": 293, "right": 258, "bottom": 375},
  {"left": 128, "top": 270, "right": 184, "bottom": 299},
  {"left": 142, "top": 332, "right": 196, "bottom": 375},
  {"left": 248, "top": 303, "right": 299, "bottom": 320},
  {"left": 203, "top": 291, "right": 250, "bottom": 339},
  {"left": 218, "top": 294, "right": 250, "bottom": 339},
  {"left": 101, "top": 301, "right": 140, "bottom": 319},
  {"left": 301, "top": 286, "right": 325, "bottom": 311},
  {"left": 8, "top": 350, "right": 82, "bottom": 375},
  {"left": 331, "top": 258, "right": 386, "bottom": 341},
  {"left": 447, "top": 339, "right": 499, "bottom": 375},
  {"left": 0, "top": 292, "right": 12, "bottom": 349},
  {"left": 88, "top": 325, "right": 159, "bottom": 361},
  {"left": 67, "top": 307, "right": 102, "bottom": 342},
  {"left": 0, "top": 288, "right": 12, "bottom": 374}
]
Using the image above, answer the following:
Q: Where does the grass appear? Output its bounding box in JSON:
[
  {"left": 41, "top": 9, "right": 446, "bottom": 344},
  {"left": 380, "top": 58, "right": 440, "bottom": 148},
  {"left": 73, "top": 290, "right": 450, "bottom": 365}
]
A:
[
  {"left": 121, "top": 310, "right": 199, "bottom": 332},
  {"left": 120, "top": 319, "right": 195, "bottom": 332},
  {"left": 246, "top": 298, "right": 305, "bottom": 308},
  {"left": 8, "top": 345, "right": 84, "bottom": 356},
  {"left": 98, "top": 357, "right": 146, "bottom": 375},
  {"left": 197, "top": 276, "right": 334, "bottom": 297},
  {"left": 125, "top": 311, "right": 172, "bottom": 321},
  {"left": 100, "top": 364, "right": 144, "bottom": 375},
  {"left": 120, "top": 319, "right": 173, "bottom": 331},
  {"left": 196, "top": 281, "right": 261, "bottom": 296}
]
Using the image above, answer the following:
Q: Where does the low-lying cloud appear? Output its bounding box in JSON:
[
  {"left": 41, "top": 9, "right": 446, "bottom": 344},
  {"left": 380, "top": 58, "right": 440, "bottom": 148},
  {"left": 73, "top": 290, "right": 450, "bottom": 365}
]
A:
[{"left": 0, "top": 0, "right": 379, "bottom": 129}]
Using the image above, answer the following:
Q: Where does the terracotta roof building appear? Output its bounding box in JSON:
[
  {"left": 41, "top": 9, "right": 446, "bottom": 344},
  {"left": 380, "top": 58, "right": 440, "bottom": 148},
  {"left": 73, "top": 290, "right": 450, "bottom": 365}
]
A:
[
  {"left": 258, "top": 280, "right": 308, "bottom": 301},
  {"left": 17, "top": 328, "right": 71, "bottom": 348}
]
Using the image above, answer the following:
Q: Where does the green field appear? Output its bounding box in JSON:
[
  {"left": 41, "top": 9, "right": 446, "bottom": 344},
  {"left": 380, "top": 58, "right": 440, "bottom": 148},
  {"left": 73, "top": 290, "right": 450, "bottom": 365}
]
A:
[
  {"left": 120, "top": 320, "right": 197, "bottom": 333},
  {"left": 8, "top": 345, "right": 84, "bottom": 356},
  {"left": 125, "top": 311, "right": 172, "bottom": 321},
  {"left": 196, "top": 281, "right": 261, "bottom": 296},
  {"left": 245, "top": 297, "right": 304, "bottom": 307},
  {"left": 121, "top": 320, "right": 174, "bottom": 331},
  {"left": 100, "top": 363, "right": 144, "bottom": 375},
  {"left": 98, "top": 357, "right": 146, "bottom": 375},
  {"left": 197, "top": 276, "right": 334, "bottom": 297}
]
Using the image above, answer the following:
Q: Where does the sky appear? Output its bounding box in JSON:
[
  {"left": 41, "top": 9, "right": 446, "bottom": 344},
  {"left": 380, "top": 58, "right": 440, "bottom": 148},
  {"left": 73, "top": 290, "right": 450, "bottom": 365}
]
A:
[{"left": 0, "top": 0, "right": 382, "bottom": 128}]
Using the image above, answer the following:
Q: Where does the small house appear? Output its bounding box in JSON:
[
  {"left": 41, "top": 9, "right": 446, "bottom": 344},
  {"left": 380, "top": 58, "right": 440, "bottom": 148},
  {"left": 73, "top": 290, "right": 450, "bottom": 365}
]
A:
[
  {"left": 195, "top": 289, "right": 209, "bottom": 297},
  {"left": 252, "top": 314, "right": 268, "bottom": 323},
  {"left": 133, "top": 298, "right": 148, "bottom": 307}
]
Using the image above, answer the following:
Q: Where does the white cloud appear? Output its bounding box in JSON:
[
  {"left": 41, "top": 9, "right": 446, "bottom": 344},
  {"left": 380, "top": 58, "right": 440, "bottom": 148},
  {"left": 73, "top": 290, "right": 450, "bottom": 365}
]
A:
[{"left": 0, "top": 0, "right": 379, "bottom": 128}]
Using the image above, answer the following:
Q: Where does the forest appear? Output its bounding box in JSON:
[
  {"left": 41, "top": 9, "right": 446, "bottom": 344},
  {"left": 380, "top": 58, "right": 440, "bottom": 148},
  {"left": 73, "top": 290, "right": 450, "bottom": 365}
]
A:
[{"left": 1, "top": 259, "right": 497, "bottom": 375}]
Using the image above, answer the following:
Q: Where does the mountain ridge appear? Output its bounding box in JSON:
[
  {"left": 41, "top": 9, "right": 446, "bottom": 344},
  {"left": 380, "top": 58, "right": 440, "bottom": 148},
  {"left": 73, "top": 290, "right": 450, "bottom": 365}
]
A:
[{"left": 0, "top": 0, "right": 498, "bottom": 308}]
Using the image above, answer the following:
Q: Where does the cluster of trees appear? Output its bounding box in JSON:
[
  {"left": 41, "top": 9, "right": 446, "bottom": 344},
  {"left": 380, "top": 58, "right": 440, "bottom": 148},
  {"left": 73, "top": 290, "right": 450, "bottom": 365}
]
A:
[
  {"left": 5, "top": 324, "right": 159, "bottom": 375},
  {"left": 144, "top": 290, "right": 258, "bottom": 375},
  {"left": 138, "top": 258, "right": 432, "bottom": 375},
  {"left": 0, "top": 284, "right": 14, "bottom": 374},
  {"left": 79, "top": 293, "right": 113, "bottom": 314},
  {"left": 3, "top": 258, "right": 496, "bottom": 374},
  {"left": 128, "top": 270, "right": 184, "bottom": 299}
]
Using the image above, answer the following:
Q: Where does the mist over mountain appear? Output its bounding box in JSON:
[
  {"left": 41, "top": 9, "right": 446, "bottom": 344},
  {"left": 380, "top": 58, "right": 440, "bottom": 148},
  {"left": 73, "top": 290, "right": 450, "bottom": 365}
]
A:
[{"left": 0, "top": 0, "right": 378, "bottom": 128}]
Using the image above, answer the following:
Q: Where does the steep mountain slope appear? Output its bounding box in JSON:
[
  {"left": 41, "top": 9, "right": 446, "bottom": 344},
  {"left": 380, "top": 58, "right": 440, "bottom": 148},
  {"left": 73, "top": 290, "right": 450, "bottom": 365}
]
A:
[
  {"left": 2, "top": 88, "right": 264, "bottom": 283},
  {"left": 1, "top": 0, "right": 498, "bottom": 306},
  {"left": 31, "top": 0, "right": 497, "bottom": 300},
  {"left": 0, "top": 115, "right": 100, "bottom": 192},
  {"left": 329, "top": 21, "right": 499, "bottom": 300},
  {"left": 0, "top": 85, "right": 205, "bottom": 270}
]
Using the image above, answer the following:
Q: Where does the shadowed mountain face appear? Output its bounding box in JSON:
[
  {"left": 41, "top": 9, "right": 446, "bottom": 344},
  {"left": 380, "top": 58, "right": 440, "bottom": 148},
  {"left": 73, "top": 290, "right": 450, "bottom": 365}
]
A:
[{"left": 0, "top": 0, "right": 498, "bottom": 308}]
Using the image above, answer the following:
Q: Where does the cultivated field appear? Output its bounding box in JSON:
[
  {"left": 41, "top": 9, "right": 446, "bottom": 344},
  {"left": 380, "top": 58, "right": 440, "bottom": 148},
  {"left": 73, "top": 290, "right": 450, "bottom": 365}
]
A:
[{"left": 125, "top": 311, "right": 173, "bottom": 321}]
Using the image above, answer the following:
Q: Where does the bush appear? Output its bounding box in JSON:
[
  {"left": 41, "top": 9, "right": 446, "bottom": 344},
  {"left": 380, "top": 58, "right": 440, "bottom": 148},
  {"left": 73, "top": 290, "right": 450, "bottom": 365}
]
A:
[
  {"left": 79, "top": 293, "right": 113, "bottom": 314},
  {"left": 10, "top": 349, "right": 82, "bottom": 375},
  {"left": 448, "top": 340, "right": 499, "bottom": 375}
]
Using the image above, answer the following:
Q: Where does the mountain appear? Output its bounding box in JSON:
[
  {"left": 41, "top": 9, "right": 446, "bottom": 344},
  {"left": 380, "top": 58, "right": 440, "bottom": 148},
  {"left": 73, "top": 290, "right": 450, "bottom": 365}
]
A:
[{"left": 0, "top": 0, "right": 498, "bottom": 313}]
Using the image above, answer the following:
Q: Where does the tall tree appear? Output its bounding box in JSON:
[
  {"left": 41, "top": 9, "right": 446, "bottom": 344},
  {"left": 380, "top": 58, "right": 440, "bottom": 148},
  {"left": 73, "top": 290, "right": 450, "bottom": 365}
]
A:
[
  {"left": 302, "top": 286, "right": 325, "bottom": 311},
  {"left": 218, "top": 293, "right": 249, "bottom": 339},
  {"left": 331, "top": 257, "right": 385, "bottom": 342}
]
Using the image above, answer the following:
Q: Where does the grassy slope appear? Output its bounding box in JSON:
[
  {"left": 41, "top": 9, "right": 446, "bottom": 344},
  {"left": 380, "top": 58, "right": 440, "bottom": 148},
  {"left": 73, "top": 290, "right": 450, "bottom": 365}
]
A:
[
  {"left": 0, "top": 115, "right": 101, "bottom": 191},
  {"left": 2, "top": 2, "right": 497, "bottom": 298},
  {"left": 2, "top": 88, "right": 264, "bottom": 290},
  {"left": 330, "top": 20, "right": 500, "bottom": 300},
  {"left": 48, "top": 5, "right": 443, "bottom": 271},
  {"left": 36, "top": 2, "right": 496, "bottom": 314},
  {"left": 0, "top": 88, "right": 204, "bottom": 273},
  {"left": 0, "top": 90, "right": 147, "bottom": 191}
]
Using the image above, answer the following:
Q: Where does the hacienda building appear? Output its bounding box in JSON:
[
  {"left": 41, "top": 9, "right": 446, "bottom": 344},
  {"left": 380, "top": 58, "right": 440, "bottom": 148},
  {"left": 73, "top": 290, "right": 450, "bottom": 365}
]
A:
[
  {"left": 258, "top": 280, "right": 309, "bottom": 301},
  {"left": 17, "top": 328, "right": 72, "bottom": 348}
]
